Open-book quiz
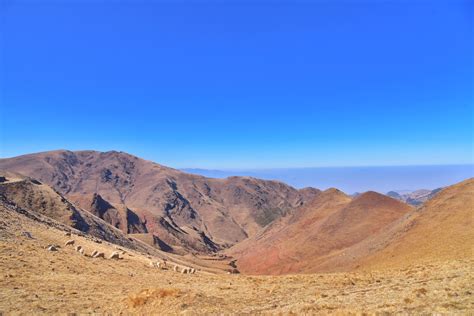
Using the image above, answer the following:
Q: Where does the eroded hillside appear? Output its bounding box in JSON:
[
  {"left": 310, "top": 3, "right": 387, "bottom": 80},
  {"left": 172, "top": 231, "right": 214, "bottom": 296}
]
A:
[
  {"left": 229, "top": 189, "right": 414, "bottom": 274},
  {"left": 231, "top": 179, "right": 474, "bottom": 275},
  {"left": 0, "top": 150, "right": 318, "bottom": 253},
  {"left": 0, "top": 195, "right": 472, "bottom": 314}
]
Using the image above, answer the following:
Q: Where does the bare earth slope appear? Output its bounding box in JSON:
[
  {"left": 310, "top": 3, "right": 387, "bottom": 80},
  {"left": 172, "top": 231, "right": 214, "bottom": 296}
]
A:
[
  {"left": 310, "top": 178, "right": 474, "bottom": 273},
  {"left": 0, "top": 150, "right": 318, "bottom": 253},
  {"left": 0, "top": 171, "right": 164, "bottom": 254},
  {"left": 231, "top": 179, "right": 473, "bottom": 276},
  {"left": 0, "top": 194, "right": 472, "bottom": 314},
  {"left": 357, "top": 177, "right": 474, "bottom": 270},
  {"left": 230, "top": 189, "right": 414, "bottom": 274},
  {"left": 67, "top": 192, "right": 148, "bottom": 234}
]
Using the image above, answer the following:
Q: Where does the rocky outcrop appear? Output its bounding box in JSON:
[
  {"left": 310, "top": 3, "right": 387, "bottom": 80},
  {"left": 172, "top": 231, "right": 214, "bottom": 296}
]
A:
[
  {"left": 89, "top": 193, "right": 147, "bottom": 234},
  {"left": 0, "top": 174, "right": 157, "bottom": 253},
  {"left": 386, "top": 188, "right": 443, "bottom": 206}
]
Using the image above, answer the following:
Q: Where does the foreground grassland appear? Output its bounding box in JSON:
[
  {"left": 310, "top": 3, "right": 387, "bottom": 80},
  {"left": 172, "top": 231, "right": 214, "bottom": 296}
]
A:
[{"left": 0, "top": 209, "right": 472, "bottom": 315}]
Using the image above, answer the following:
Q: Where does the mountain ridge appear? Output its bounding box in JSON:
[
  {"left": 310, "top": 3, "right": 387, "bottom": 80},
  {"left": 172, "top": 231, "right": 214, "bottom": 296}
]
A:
[
  {"left": 2, "top": 149, "right": 471, "bottom": 277},
  {"left": 0, "top": 150, "right": 319, "bottom": 254},
  {"left": 228, "top": 188, "right": 414, "bottom": 274},
  {"left": 230, "top": 178, "right": 473, "bottom": 274}
]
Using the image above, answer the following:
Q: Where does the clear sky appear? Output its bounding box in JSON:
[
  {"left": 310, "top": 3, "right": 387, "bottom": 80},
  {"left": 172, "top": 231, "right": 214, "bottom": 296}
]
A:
[{"left": 1, "top": 0, "right": 472, "bottom": 169}]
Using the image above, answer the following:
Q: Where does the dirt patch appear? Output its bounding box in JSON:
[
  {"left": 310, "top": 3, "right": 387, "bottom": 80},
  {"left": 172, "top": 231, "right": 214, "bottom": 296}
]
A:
[{"left": 127, "top": 288, "right": 183, "bottom": 308}]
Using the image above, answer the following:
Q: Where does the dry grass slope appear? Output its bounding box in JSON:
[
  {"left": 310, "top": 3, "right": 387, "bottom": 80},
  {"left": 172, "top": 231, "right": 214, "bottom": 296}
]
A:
[
  {"left": 358, "top": 177, "right": 474, "bottom": 270},
  {"left": 0, "top": 176, "right": 473, "bottom": 313},
  {"left": 230, "top": 189, "right": 414, "bottom": 274},
  {"left": 0, "top": 200, "right": 472, "bottom": 314}
]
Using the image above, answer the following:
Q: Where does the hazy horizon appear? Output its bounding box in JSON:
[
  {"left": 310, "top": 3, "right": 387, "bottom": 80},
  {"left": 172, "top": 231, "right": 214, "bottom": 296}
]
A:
[
  {"left": 182, "top": 164, "right": 474, "bottom": 193},
  {"left": 1, "top": 149, "right": 472, "bottom": 193}
]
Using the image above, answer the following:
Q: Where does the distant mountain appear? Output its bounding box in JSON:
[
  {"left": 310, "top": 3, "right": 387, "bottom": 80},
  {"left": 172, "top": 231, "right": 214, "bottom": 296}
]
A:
[
  {"left": 386, "top": 188, "right": 443, "bottom": 206},
  {"left": 0, "top": 150, "right": 318, "bottom": 254}
]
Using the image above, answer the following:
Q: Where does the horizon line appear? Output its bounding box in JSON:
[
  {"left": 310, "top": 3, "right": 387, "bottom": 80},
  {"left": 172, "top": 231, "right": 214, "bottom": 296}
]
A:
[
  {"left": 1, "top": 149, "right": 472, "bottom": 170},
  {"left": 180, "top": 163, "right": 474, "bottom": 171}
]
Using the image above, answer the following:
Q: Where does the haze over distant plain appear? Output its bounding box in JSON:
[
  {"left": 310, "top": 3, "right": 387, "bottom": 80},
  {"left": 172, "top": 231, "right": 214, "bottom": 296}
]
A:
[{"left": 182, "top": 165, "right": 474, "bottom": 193}]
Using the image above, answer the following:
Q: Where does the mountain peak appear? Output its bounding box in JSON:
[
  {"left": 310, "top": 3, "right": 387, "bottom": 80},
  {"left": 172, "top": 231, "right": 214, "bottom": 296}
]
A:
[
  {"left": 0, "top": 150, "right": 312, "bottom": 254},
  {"left": 323, "top": 187, "right": 346, "bottom": 195},
  {"left": 349, "top": 190, "right": 412, "bottom": 211}
]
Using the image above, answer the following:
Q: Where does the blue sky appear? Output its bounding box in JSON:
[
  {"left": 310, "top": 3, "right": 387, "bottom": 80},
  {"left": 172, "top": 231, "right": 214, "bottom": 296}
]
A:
[{"left": 0, "top": 0, "right": 472, "bottom": 168}]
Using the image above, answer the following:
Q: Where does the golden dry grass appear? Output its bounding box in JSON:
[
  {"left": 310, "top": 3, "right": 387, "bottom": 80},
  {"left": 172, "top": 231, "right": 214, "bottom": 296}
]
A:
[
  {"left": 126, "top": 288, "right": 183, "bottom": 308},
  {"left": 0, "top": 203, "right": 473, "bottom": 315}
]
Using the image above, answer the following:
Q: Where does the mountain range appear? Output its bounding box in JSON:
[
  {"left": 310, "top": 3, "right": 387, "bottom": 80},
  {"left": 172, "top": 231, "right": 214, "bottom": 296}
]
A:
[
  {"left": 0, "top": 150, "right": 318, "bottom": 254},
  {"left": 0, "top": 150, "right": 472, "bottom": 276},
  {"left": 229, "top": 179, "right": 473, "bottom": 274},
  {"left": 182, "top": 165, "right": 474, "bottom": 193}
]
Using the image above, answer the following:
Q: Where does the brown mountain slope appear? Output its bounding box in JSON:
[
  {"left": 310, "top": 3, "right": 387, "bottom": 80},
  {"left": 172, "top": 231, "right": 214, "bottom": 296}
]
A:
[
  {"left": 355, "top": 177, "right": 474, "bottom": 270},
  {"left": 0, "top": 150, "right": 317, "bottom": 253},
  {"left": 229, "top": 189, "right": 413, "bottom": 275},
  {"left": 0, "top": 171, "right": 233, "bottom": 273},
  {"left": 1, "top": 192, "right": 472, "bottom": 314},
  {"left": 0, "top": 171, "right": 159, "bottom": 253},
  {"left": 67, "top": 192, "right": 148, "bottom": 234},
  {"left": 314, "top": 178, "right": 474, "bottom": 272},
  {"left": 231, "top": 178, "right": 473, "bottom": 275}
]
